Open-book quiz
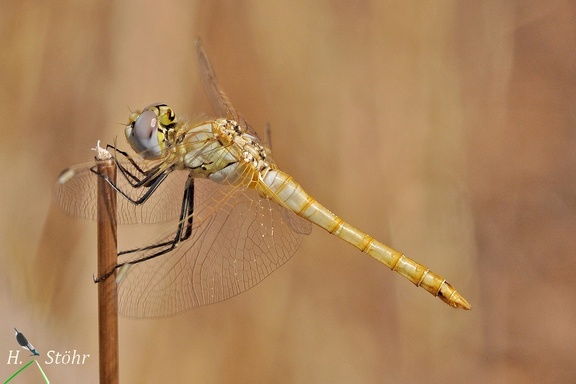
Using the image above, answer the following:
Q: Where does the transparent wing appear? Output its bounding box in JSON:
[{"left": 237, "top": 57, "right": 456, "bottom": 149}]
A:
[
  {"left": 54, "top": 160, "right": 187, "bottom": 225},
  {"left": 195, "top": 38, "right": 259, "bottom": 139},
  {"left": 117, "top": 178, "right": 312, "bottom": 318}
]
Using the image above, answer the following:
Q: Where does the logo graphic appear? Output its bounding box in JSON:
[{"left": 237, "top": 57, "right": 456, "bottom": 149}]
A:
[
  {"left": 6, "top": 327, "right": 92, "bottom": 383},
  {"left": 14, "top": 328, "right": 40, "bottom": 356},
  {"left": 5, "top": 327, "right": 50, "bottom": 384}
]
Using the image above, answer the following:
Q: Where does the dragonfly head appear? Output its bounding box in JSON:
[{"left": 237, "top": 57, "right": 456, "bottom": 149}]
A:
[{"left": 126, "top": 103, "right": 177, "bottom": 159}]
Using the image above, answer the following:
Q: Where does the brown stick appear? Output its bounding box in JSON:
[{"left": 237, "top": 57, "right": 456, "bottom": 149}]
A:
[{"left": 96, "top": 159, "right": 119, "bottom": 383}]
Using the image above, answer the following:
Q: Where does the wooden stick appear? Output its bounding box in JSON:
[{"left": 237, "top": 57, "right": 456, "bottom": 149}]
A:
[{"left": 96, "top": 159, "right": 119, "bottom": 384}]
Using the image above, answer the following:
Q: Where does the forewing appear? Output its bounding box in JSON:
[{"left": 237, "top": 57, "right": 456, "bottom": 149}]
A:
[
  {"left": 195, "top": 38, "right": 259, "bottom": 139},
  {"left": 117, "top": 178, "right": 309, "bottom": 318}
]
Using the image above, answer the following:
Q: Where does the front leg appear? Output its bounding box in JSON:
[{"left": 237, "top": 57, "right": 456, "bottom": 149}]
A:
[
  {"left": 106, "top": 144, "right": 160, "bottom": 187},
  {"left": 91, "top": 164, "right": 170, "bottom": 205},
  {"left": 90, "top": 145, "right": 172, "bottom": 205}
]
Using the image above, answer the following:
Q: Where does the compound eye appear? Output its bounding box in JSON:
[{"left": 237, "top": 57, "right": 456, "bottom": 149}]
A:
[{"left": 125, "top": 109, "right": 162, "bottom": 158}]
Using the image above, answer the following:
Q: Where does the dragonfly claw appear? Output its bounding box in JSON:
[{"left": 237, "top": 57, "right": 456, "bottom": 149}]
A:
[{"left": 93, "top": 271, "right": 111, "bottom": 283}]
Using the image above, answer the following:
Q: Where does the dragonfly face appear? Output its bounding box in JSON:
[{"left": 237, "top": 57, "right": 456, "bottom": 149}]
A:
[{"left": 125, "top": 103, "right": 177, "bottom": 160}]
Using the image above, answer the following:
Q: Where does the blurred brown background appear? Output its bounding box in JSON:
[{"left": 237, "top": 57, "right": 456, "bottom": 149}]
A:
[{"left": 1, "top": 1, "right": 575, "bottom": 383}]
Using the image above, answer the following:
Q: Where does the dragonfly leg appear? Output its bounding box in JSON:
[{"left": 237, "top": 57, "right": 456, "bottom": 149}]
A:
[
  {"left": 94, "top": 175, "right": 195, "bottom": 283},
  {"left": 106, "top": 145, "right": 147, "bottom": 177},
  {"left": 105, "top": 145, "right": 167, "bottom": 188},
  {"left": 90, "top": 164, "right": 170, "bottom": 205}
]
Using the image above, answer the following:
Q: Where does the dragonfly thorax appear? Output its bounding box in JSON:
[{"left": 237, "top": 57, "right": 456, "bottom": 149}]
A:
[
  {"left": 214, "top": 118, "right": 273, "bottom": 173},
  {"left": 181, "top": 118, "right": 273, "bottom": 185}
]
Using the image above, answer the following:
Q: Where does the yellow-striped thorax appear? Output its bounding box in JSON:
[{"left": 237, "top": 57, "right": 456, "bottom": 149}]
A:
[{"left": 125, "top": 103, "right": 274, "bottom": 187}]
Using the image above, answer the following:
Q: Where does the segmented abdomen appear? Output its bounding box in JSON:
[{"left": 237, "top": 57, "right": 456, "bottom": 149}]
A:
[{"left": 258, "top": 168, "right": 471, "bottom": 310}]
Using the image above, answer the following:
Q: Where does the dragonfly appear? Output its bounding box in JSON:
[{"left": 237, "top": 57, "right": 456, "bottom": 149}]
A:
[
  {"left": 55, "top": 39, "right": 471, "bottom": 318},
  {"left": 14, "top": 328, "right": 40, "bottom": 356}
]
